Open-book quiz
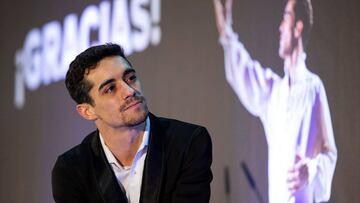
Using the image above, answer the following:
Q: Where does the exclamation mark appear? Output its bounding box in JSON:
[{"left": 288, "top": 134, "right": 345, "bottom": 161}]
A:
[
  {"left": 151, "top": 0, "right": 161, "bottom": 45},
  {"left": 15, "top": 50, "right": 25, "bottom": 109}
]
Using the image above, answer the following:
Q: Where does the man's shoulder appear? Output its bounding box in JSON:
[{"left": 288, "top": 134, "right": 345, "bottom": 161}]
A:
[
  {"left": 153, "top": 114, "right": 207, "bottom": 134},
  {"left": 150, "top": 114, "right": 212, "bottom": 162},
  {"left": 56, "top": 130, "right": 98, "bottom": 164},
  {"left": 304, "top": 69, "right": 326, "bottom": 91},
  {"left": 150, "top": 114, "right": 210, "bottom": 145},
  {"left": 157, "top": 116, "right": 203, "bottom": 128}
]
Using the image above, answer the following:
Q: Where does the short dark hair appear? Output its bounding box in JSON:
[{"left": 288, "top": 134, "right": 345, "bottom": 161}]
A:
[
  {"left": 65, "top": 43, "right": 132, "bottom": 105},
  {"left": 294, "top": 0, "right": 313, "bottom": 48}
]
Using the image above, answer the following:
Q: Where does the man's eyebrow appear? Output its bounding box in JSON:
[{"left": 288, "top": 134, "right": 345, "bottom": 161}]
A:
[{"left": 98, "top": 78, "right": 116, "bottom": 92}]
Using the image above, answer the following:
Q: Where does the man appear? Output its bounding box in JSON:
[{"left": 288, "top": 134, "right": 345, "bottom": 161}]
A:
[
  {"left": 52, "top": 44, "right": 212, "bottom": 203},
  {"left": 214, "top": 0, "right": 337, "bottom": 202}
]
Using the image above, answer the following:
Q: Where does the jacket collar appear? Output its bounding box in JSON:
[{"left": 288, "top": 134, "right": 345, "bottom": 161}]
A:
[
  {"left": 89, "top": 113, "right": 165, "bottom": 203},
  {"left": 139, "top": 113, "right": 165, "bottom": 203},
  {"left": 90, "top": 131, "right": 129, "bottom": 203}
]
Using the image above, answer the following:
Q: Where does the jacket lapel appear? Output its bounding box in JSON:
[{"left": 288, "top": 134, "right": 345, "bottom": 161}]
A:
[
  {"left": 90, "top": 132, "right": 128, "bottom": 203},
  {"left": 140, "top": 113, "right": 165, "bottom": 203}
]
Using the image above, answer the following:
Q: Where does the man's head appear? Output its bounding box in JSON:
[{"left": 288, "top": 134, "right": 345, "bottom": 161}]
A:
[
  {"left": 279, "top": 0, "right": 313, "bottom": 59},
  {"left": 65, "top": 44, "right": 148, "bottom": 128}
]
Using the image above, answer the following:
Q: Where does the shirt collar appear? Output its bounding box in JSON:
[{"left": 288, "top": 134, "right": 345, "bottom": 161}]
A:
[
  {"left": 99, "top": 116, "right": 150, "bottom": 169},
  {"left": 284, "top": 52, "right": 308, "bottom": 85}
]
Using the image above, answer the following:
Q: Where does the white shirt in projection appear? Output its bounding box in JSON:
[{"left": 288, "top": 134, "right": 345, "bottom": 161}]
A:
[{"left": 219, "top": 25, "right": 337, "bottom": 203}]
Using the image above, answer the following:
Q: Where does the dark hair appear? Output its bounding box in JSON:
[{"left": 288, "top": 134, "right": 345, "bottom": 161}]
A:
[
  {"left": 65, "top": 43, "right": 132, "bottom": 105},
  {"left": 294, "top": 0, "right": 313, "bottom": 48}
]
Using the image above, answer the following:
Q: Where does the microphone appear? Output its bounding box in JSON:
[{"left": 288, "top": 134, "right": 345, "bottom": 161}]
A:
[
  {"left": 224, "top": 166, "right": 231, "bottom": 203},
  {"left": 241, "top": 161, "right": 265, "bottom": 203}
]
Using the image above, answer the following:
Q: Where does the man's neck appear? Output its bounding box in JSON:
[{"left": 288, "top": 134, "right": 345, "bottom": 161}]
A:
[
  {"left": 284, "top": 41, "right": 304, "bottom": 85},
  {"left": 97, "top": 121, "right": 147, "bottom": 167}
]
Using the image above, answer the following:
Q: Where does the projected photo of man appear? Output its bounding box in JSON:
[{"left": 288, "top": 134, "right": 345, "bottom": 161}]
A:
[{"left": 214, "top": 0, "right": 337, "bottom": 202}]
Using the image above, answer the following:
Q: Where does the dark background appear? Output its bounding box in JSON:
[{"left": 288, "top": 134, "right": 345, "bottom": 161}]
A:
[{"left": 0, "top": 0, "right": 359, "bottom": 202}]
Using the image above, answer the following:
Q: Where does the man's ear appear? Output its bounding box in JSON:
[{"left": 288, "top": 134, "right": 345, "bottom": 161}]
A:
[
  {"left": 76, "top": 103, "right": 97, "bottom": 121},
  {"left": 294, "top": 20, "right": 303, "bottom": 38}
]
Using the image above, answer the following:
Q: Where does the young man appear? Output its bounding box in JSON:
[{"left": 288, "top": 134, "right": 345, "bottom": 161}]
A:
[
  {"left": 214, "top": 0, "right": 337, "bottom": 202},
  {"left": 52, "top": 44, "right": 212, "bottom": 203}
]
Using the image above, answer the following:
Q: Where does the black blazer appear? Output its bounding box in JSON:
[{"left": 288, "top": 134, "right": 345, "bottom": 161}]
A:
[{"left": 52, "top": 113, "right": 212, "bottom": 203}]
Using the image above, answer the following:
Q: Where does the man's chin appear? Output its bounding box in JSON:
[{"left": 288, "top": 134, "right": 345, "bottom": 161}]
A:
[
  {"left": 123, "top": 109, "right": 149, "bottom": 127},
  {"left": 279, "top": 49, "right": 286, "bottom": 59}
]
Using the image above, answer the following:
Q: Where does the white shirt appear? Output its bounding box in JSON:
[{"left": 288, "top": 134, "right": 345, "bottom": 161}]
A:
[
  {"left": 220, "top": 25, "right": 337, "bottom": 203},
  {"left": 100, "top": 117, "right": 150, "bottom": 203}
]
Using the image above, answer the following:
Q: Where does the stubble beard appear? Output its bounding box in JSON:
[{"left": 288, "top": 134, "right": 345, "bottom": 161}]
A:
[{"left": 120, "top": 96, "right": 149, "bottom": 127}]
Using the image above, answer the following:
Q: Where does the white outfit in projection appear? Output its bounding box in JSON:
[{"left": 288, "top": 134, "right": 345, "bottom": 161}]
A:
[{"left": 219, "top": 25, "right": 337, "bottom": 203}]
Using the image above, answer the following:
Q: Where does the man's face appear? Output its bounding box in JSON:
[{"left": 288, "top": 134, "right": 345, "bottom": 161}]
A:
[
  {"left": 84, "top": 56, "right": 148, "bottom": 128},
  {"left": 279, "top": 0, "right": 296, "bottom": 59}
]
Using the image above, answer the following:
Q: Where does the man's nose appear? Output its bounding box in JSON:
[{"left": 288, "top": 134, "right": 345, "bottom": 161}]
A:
[
  {"left": 279, "top": 20, "right": 284, "bottom": 32},
  {"left": 120, "top": 82, "right": 136, "bottom": 99}
]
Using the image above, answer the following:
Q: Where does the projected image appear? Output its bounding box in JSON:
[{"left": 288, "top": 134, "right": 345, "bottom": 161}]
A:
[{"left": 214, "top": 0, "right": 337, "bottom": 202}]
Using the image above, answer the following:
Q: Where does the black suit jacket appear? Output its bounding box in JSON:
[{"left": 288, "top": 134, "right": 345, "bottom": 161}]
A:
[{"left": 52, "top": 113, "right": 212, "bottom": 203}]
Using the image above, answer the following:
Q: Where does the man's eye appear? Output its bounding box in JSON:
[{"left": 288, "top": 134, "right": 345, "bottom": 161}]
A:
[
  {"left": 104, "top": 85, "right": 116, "bottom": 94},
  {"left": 127, "top": 74, "right": 137, "bottom": 83}
]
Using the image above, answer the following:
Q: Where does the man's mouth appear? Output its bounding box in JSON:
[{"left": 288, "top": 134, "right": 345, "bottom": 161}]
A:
[
  {"left": 125, "top": 100, "right": 142, "bottom": 110},
  {"left": 120, "top": 97, "right": 144, "bottom": 112}
]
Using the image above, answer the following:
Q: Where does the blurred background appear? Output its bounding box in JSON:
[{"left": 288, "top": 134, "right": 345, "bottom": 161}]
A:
[{"left": 0, "top": 0, "right": 359, "bottom": 202}]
